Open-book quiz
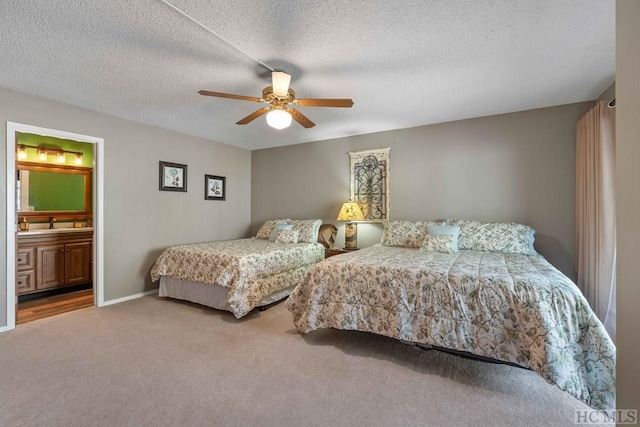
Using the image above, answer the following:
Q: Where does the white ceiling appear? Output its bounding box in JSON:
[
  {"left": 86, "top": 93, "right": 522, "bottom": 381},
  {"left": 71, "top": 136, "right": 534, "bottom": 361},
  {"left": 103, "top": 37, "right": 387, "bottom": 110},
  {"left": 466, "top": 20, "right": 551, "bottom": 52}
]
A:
[{"left": 0, "top": 0, "right": 615, "bottom": 150}]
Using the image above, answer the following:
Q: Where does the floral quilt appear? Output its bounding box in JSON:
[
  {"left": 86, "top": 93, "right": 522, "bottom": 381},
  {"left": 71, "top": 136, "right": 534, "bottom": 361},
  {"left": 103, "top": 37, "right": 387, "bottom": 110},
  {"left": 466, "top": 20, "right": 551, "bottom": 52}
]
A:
[
  {"left": 151, "top": 238, "right": 324, "bottom": 318},
  {"left": 285, "top": 244, "right": 615, "bottom": 411}
]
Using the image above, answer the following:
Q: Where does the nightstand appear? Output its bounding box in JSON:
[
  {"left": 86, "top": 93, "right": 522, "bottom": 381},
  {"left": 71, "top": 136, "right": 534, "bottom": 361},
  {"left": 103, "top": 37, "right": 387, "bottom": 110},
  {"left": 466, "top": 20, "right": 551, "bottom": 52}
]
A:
[{"left": 326, "top": 248, "right": 359, "bottom": 258}]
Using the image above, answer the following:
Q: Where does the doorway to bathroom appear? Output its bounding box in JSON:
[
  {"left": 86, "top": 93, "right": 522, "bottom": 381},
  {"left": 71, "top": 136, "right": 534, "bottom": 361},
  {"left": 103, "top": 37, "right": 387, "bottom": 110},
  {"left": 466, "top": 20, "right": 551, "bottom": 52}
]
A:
[{"left": 5, "top": 122, "right": 104, "bottom": 330}]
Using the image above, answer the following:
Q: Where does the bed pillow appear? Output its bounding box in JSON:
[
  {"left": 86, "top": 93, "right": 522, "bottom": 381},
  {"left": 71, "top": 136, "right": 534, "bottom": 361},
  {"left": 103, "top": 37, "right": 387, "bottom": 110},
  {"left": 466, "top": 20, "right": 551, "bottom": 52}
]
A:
[
  {"left": 381, "top": 220, "right": 447, "bottom": 248},
  {"left": 448, "top": 219, "right": 535, "bottom": 254},
  {"left": 292, "top": 219, "right": 323, "bottom": 243},
  {"left": 255, "top": 219, "right": 292, "bottom": 239},
  {"left": 426, "top": 225, "right": 460, "bottom": 253},
  {"left": 269, "top": 223, "right": 293, "bottom": 242},
  {"left": 317, "top": 224, "right": 338, "bottom": 248},
  {"left": 275, "top": 229, "right": 300, "bottom": 244},
  {"left": 420, "top": 234, "right": 456, "bottom": 254}
]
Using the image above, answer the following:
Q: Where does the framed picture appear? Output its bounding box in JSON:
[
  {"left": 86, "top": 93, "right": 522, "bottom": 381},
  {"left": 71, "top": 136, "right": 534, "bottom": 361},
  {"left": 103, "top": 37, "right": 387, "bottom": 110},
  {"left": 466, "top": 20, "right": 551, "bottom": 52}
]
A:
[
  {"left": 159, "top": 161, "right": 187, "bottom": 192},
  {"left": 205, "top": 174, "right": 226, "bottom": 200}
]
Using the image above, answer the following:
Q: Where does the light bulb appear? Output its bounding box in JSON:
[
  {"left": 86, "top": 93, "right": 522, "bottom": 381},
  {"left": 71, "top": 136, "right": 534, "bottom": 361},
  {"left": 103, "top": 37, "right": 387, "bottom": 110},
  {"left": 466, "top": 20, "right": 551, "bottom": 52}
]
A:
[
  {"left": 38, "top": 149, "right": 47, "bottom": 161},
  {"left": 75, "top": 153, "right": 83, "bottom": 165},
  {"left": 57, "top": 152, "right": 66, "bottom": 163},
  {"left": 266, "top": 109, "right": 292, "bottom": 129},
  {"left": 17, "top": 145, "right": 27, "bottom": 160}
]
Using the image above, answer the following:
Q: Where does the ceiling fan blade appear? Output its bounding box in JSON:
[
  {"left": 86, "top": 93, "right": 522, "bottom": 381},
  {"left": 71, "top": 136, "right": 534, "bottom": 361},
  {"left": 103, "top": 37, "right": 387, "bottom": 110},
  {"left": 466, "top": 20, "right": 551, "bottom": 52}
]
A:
[
  {"left": 198, "top": 90, "right": 261, "bottom": 103},
  {"left": 293, "top": 98, "right": 354, "bottom": 108},
  {"left": 287, "top": 108, "right": 316, "bottom": 128},
  {"left": 236, "top": 107, "right": 271, "bottom": 125},
  {"left": 272, "top": 71, "right": 291, "bottom": 97}
]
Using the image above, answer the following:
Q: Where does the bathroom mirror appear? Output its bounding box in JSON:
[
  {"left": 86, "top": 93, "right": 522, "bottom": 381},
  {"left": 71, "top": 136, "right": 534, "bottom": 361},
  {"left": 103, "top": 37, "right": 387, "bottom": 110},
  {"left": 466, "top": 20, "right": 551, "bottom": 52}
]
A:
[{"left": 17, "top": 162, "right": 92, "bottom": 220}]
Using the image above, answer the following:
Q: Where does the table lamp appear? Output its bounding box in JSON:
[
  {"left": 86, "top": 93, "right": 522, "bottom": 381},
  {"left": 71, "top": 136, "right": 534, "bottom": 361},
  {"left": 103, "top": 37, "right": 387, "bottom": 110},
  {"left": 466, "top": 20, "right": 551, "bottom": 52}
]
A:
[{"left": 337, "top": 201, "right": 365, "bottom": 249}]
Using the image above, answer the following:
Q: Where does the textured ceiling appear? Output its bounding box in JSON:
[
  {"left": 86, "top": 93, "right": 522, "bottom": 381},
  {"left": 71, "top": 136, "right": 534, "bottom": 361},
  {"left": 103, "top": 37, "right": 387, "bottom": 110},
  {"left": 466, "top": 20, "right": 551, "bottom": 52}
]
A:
[{"left": 0, "top": 0, "right": 615, "bottom": 150}]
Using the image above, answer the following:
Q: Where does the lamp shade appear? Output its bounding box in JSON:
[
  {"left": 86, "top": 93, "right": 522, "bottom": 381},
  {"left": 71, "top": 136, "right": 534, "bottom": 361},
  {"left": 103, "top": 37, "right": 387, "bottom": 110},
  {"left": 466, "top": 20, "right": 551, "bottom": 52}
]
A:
[
  {"left": 272, "top": 71, "right": 291, "bottom": 97},
  {"left": 266, "top": 109, "right": 292, "bottom": 129},
  {"left": 336, "top": 202, "right": 365, "bottom": 221}
]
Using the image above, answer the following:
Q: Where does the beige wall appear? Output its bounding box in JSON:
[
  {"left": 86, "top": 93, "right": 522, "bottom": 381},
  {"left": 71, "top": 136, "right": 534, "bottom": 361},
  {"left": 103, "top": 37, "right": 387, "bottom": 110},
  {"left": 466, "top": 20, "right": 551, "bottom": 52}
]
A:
[
  {"left": 616, "top": 0, "right": 640, "bottom": 411},
  {"left": 252, "top": 102, "right": 592, "bottom": 279},
  {"left": 0, "top": 87, "right": 252, "bottom": 328}
]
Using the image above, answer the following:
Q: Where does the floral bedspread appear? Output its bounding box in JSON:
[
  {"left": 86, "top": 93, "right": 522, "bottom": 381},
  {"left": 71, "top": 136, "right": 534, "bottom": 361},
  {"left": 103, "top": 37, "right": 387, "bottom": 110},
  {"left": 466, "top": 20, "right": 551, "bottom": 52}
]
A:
[
  {"left": 285, "top": 244, "right": 615, "bottom": 411},
  {"left": 151, "top": 238, "right": 324, "bottom": 318}
]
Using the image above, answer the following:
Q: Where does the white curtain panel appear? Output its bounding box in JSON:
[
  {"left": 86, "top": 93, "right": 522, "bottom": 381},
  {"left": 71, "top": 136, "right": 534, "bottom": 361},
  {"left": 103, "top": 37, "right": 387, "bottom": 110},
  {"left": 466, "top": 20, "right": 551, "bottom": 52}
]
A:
[{"left": 576, "top": 100, "right": 616, "bottom": 342}]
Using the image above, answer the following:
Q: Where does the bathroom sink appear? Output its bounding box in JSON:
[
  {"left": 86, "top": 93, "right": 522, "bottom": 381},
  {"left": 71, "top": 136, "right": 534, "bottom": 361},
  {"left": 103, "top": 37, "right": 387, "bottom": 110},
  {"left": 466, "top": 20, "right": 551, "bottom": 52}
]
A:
[{"left": 18, "top": 227, "right": 93, "bottom": 236}]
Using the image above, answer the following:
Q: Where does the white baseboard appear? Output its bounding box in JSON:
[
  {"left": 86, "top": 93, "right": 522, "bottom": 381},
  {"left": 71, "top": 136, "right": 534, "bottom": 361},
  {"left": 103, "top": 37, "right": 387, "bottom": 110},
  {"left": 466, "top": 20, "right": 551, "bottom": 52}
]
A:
[
  {"left": 101, "top": 288, "right": 158, "bottom": 307},
  {"left": 0, "top": 325, "right": 14, "bottom": 334}
]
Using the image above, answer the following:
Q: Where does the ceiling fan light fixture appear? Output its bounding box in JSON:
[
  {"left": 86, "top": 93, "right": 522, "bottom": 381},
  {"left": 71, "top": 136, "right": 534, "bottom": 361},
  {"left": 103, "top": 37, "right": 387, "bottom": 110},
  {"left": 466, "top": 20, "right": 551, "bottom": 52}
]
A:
[
  {"left": 272, "top": 71, "right": 291, "bottom": 97},
  {"left": 266, "top": 109, "right": 292, "bottom": 129}
]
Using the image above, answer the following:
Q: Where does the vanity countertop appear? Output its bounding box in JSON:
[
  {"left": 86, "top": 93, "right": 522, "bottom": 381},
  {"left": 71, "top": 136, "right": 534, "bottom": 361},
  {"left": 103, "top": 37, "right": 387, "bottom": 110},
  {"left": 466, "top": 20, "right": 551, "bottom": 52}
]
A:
[{"left": 18, "top": 227, "right": 93, "bottom": 236}]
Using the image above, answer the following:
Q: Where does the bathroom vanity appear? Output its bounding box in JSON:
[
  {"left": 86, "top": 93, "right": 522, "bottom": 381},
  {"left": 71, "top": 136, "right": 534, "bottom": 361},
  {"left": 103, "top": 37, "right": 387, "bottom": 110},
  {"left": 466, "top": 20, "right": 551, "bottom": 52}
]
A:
[{"left": 17, "top": 228, "right": 93, "bottom": 295}]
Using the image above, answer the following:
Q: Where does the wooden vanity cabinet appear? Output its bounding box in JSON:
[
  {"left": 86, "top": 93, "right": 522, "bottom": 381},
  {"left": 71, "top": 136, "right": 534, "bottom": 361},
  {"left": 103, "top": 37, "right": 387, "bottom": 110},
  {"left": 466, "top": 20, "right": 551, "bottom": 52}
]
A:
[
  {"left": 16, "top": 247, "right": 36, "bottom": 294},
  {"left": 18, "top": 231, "right": 92, "bottom": 295}
]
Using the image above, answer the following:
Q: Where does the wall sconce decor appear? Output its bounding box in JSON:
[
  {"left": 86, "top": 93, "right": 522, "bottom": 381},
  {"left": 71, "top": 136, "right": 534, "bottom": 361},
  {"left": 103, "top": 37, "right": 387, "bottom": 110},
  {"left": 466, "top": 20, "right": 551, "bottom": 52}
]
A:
[
  {"left": 336, "top": 201, "right": 365, "bottom": 249},
  {"left": 349, "top": 147, "right": 390, "bottom": 222},
  {"left": 17, "top": 144, "right": 83, "bottom": 165}
]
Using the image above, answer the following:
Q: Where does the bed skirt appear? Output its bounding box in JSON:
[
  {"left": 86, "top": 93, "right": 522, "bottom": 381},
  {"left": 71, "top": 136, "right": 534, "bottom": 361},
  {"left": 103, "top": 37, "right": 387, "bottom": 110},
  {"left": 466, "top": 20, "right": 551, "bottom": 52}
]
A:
[{"left": 159, "top": 276, "right": 295, "bottom": 312}]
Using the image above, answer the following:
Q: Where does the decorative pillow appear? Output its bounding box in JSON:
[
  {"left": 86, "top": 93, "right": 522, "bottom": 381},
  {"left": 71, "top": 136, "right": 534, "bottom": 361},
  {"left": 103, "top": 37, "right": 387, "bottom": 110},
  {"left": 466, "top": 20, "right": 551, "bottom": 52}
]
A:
[
  {"left": 317, "top": 224, "right": 338, "bottom": 249},
  {"left": 381, "top": 220, "right": 447, "bottom": 248},
  {"left": 275, "top": 229, "right": 300, "bottom": 244},
  {"left": 292, "top": 219, "right": 323, "bottom": 244},
  {"left": 426, "top": 225, "right": 460, "bottom": 253},
  {"left": 269, "top": 223, "right": 293, "bottom": 242},
  {"left": 255, "top": 219, "right": 292, "bottom": 239},
  {"left": 448, "top": 219, "right": 535, "bottom": 254},
  {"left": 420, "top": 234, "right": 456, "bottom": 254}
]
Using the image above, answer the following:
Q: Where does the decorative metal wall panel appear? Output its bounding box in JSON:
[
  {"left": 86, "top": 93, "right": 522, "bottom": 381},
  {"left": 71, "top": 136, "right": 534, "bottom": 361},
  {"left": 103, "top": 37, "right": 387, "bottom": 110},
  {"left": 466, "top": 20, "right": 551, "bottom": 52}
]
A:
[{"left": 349, "top": 148, "right": 390, "bottom": 222}]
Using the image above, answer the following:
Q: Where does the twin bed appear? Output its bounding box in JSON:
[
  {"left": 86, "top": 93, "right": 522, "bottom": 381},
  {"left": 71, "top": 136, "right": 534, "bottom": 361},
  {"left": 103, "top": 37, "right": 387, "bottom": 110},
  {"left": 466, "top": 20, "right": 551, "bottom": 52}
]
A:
[{"left": 151, "top": 218, "right": 615, "bottom": 412}]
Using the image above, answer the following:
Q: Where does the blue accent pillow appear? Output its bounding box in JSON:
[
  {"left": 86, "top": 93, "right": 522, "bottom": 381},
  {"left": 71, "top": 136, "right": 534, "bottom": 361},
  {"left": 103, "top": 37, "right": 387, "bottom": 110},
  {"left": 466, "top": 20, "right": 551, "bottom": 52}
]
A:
[{"left": 426, "top": 225, "right": 460, "bottom": 253}]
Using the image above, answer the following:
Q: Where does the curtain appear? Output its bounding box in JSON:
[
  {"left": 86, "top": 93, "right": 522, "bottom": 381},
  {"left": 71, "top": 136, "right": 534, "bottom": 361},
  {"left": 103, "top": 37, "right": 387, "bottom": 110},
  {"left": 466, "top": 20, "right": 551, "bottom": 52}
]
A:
[{"left": 576, "top": 100, "right": 616, "bottom": 342}]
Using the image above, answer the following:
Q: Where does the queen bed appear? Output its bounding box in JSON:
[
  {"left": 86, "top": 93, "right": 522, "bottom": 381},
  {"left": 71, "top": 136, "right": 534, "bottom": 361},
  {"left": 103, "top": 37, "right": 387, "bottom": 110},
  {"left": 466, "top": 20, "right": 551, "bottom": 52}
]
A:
[
  {"left": 151, "top": 219, "right": 324, "bottom": 318},
  {"left": 285, "top": 219, "right": 615, "bottom": 411}
]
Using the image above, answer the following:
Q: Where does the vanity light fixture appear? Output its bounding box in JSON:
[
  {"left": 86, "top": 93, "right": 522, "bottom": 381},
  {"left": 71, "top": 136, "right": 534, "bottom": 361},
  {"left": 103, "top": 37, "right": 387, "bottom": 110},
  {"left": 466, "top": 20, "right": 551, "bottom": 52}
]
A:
[{"left": 17, "top": 144, "right": 85, "bottom": 165}]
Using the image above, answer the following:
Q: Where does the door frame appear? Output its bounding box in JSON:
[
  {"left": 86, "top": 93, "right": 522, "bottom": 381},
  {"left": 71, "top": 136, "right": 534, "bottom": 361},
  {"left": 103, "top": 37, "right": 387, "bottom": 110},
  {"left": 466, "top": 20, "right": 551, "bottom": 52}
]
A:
[{"left": 5, "top": 122, "right": 104, "bottom": 331}]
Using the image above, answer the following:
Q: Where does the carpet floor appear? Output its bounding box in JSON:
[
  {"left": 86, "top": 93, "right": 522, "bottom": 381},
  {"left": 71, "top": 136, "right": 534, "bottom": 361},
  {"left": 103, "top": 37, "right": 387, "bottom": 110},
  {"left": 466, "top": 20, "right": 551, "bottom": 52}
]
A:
[{"left": 0, "top": 295, "right": 605, "bottom": 426}]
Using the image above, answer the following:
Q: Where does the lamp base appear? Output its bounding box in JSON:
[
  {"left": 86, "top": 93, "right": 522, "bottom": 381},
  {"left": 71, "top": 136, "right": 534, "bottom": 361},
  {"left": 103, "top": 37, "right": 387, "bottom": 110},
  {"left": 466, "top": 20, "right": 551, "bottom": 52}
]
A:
[{"left": 344, "top": 222, "right": 358, "bottom": 250}]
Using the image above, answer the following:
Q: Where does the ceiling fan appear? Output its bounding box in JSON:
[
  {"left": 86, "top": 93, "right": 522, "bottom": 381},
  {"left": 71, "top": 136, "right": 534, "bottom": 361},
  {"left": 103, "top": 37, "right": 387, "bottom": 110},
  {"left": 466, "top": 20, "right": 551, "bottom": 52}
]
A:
[{"left": 198, "top": 71, "right": 354, "bottom": 129}]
